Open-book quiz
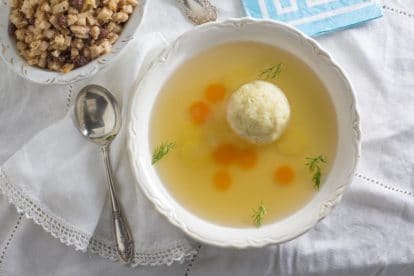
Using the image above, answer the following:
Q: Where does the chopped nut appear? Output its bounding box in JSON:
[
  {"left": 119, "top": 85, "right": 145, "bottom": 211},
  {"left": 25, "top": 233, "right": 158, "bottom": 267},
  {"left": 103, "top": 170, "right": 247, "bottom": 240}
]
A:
[
  {"left": 76, "top": 16, "right": 87, "bottom": 26},
  {"left": 71, "top": 47, "right": 79, "bottom": 58},
  {"left": 73, "top": 54, "right": 89, "bottom": 67},
  {"left": 112, "top": 12, "right": 128, "bottom": 23},
  {"left": 58, "top": 14, "right": 67, "bottom": 28},
  {"left": 67, "top": 14, "right": 78, "bottom": 25},
  {"left": 122, "top": 5, "right": 133, "bottom": 14},
  {"left": 15, "top": 29, "right": 26, "bottom": 41},
  {"left": 54, "top": 34, "right": 65, "bottom": 48},
  {"left": 27, "top": 25, "right": 35, "bottom": 33},
  {"left": 10, "top": 0, "right": 21, "bottom": 8},
  {"left": 9, "top": 10, "right": 21, "bottom": 25},
  {"left": 48, "top": 15, "right": 60, "bottom": 30},
  {"left": 84, "top": 0, "right": 96, "bottom": 8},
  {"left": 38, "top": 52, "right": 47, "bottom": 67},
  {"left": 24, "top": 32, "right": 33, "bottom": 44},
  {"left": 64, "top": 35, "right": 72, "bottom": 46},
  {"left": 30, "top": 40, "right": 41, "bottom": 49},
  {"left": 90, "top": 25, "right": 100, "bottom": 40},
  {"left": 70, "top": 0, "right": 83, "bottom": 10},
  {"left": 21, "top": 0, "right": 35, "bottom": 18},
  {"left": 34, "top": 33, "right": 44, "bottom": 41},
  {"left": 83, "top": 47, "right": 91, "bottom": 58},
  {"left": 40, "top": 2, "right": 51, "bottom": 12},
  {"left": 40, "top": 40, "right": 49, "bottom": 51},
  {"left": 89, "top": 44, "right": 101, "bottom": 59},
  {"left": 107, "top": 0, "right": 118, "bottom": 11},
  {"left": 43, "top": 29, "right": 55, "bottom": 39},
  {"left": 37, "top": 20, "right": 51, "bottom": 30},
  {"left": 68, "top": 7, "right": 79, "bottom": 14},
  {"left": 86, "top": 13, "right": 97, "bottom": 25},
  {"left": 107, "top": 32, "right": 118, "bottom": 44},
  {"left": 97, "top": 7, "right": 113, "bottom": 23},
  {"left": 100, "top": 39, "right": 111, "bottom": 54},
  {"left": 106, "top": 21, "right": 122, "bottom": 34},
  {"left": 34, "top": 9, "right": 46, "bottom": 22},
  {"left": 51, "top": 49, "right": 61, "bottom": 57},
  {"left": 27, "top": 56, "right": 39, "bottom": 65},
  {"left": 16, "top": 41, "right": 27, "bottom": 51},
  {"left": 70, "top": 25, "right": 90, "bottom": 38},
  {"left": 125, "top": 0, "right": 137, "bottom": 6},
  {"left": 52, "top": 1, "right": 69, "bottom": 14},
  {"left": 15, "top": 19, "right": 29, "bottom": 29},
  {"left": 72, "top": 38, "right": 84, "bottom": 49},
  {"left": 48, "top": 60, "right": 61, "bottom": 71},
  {"left": 98, "top": 27, "right": 109, "bottom": 39}
]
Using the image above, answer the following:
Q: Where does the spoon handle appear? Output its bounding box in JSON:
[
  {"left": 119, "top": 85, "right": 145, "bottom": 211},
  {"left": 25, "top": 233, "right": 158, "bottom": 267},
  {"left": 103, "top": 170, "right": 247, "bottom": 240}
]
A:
[
  {"left": 101, "top": 145, "right": 134, "bottom": 264},
  {"left": 176, "top": 0, "right": 217, "bottom": 25}
]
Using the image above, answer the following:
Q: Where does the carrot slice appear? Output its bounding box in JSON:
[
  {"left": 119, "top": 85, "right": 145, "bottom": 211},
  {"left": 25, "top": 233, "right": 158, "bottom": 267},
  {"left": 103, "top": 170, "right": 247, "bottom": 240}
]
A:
[
  {"left": 213, "top": 143, "right": 238, "bottom": 166},
  {"left": 205, "top": 83, "right": 226, "bottom": 103},
  {"left": 189, "top": 101, "right": 210, "bottom": 124},
  {"left": 213, "top": 170, "right": 232, "bottom": 191},
  {"left": 274, "top": 165, "right": 295, "bottom": 185},
  {"left": 237, "top": 148, "right": 258, "bottom": 170}
]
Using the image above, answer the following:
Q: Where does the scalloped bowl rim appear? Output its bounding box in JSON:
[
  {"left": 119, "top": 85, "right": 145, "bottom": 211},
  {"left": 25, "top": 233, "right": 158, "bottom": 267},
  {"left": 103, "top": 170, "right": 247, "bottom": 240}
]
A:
[
  {"left": 127, "top": 18, "right": 361, "bottom": 248},
  {"left": 0, "top": 0, "right": 146, "bottom": 85}
]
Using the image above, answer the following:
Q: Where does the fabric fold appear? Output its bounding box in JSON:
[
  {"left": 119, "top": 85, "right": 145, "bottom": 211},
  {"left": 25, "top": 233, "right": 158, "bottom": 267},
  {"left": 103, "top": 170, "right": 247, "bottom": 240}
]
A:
[{"left": 0, "top": 32, "right": 196, "bottom": 265}]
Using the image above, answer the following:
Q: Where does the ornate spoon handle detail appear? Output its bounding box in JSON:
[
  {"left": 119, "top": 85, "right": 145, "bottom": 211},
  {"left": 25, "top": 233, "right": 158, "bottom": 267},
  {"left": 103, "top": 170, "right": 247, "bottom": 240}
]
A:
[
  {"left": 176, "top": 0, "right": 217, "bottom": 25},
  {"left": 102, "top": 145, "right": 134, "bottom": 263}
]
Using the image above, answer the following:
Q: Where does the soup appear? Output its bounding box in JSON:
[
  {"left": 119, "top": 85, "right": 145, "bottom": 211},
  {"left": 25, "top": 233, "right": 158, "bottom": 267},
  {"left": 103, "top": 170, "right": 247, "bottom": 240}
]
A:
[{"left": 150, "top": 42, "right": 337, "bottom": 227}]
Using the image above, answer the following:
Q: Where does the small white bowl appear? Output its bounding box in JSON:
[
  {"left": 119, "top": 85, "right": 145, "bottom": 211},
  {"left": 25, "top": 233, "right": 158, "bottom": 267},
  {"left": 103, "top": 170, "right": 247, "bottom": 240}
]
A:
[
  {"left": 0, "top": 0, "right": 146, "bottom": 85},
  {"left": 128, "top": 18, "right": 361, "bottom": 248}
]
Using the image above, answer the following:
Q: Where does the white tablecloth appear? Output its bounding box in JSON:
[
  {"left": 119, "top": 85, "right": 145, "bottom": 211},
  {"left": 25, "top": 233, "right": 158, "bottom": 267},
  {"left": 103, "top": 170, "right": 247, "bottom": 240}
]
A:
[{"left": 1, "top": 0, "right": 414, "bottom": 275}]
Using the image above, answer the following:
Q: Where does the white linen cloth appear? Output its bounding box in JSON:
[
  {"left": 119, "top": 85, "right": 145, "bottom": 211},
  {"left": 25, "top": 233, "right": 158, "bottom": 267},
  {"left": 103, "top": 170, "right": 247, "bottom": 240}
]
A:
[{"left": 1, "top": 0, "right": 414, "bottom": 275}]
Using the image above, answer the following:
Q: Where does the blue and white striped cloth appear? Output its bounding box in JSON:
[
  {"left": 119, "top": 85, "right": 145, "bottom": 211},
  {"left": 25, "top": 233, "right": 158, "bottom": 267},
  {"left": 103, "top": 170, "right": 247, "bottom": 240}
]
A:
[{"left": 242, "top": 0, "right": 383, "bottom": 36}]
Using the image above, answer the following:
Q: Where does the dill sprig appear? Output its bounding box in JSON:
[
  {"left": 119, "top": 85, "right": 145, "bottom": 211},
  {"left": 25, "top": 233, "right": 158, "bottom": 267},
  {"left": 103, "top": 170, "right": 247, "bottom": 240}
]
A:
[
  {"left": 252, "top": 202, "right": 267, "bottom": 227},
  {"left": 305, "top": 155, "right": 327, "bottom": 190},
  {"left": 152, "top": 141, "right": 175, "bottom": 165},
  {"left": 259, "top": 63, "right": 283, "bottom": 80}
]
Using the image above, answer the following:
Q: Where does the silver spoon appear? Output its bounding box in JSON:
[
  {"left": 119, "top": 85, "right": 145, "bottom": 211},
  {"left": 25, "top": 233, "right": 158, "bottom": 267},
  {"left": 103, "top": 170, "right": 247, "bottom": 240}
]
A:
[
  {"left": 74, "top": 84, "right": 133, "bottom": 264},
  {"left": 176, "top": 0, "right": 217, "bottom": 25}
]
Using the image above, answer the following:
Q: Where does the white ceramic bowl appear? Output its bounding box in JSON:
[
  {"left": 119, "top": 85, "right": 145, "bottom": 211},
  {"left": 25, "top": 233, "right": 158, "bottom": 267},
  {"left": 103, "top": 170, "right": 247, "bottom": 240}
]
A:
[
  {"left": 0, "top": 0, "right": 146, "bottom": 85},
  {"left": 128, "top": 18, "right": 361, "bottom": 248}
]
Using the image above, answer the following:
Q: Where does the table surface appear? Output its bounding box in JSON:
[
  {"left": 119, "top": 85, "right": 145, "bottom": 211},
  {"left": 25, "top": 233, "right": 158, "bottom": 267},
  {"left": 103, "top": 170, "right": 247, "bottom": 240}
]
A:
[{"left": 1, "top": 0, "right": 414, "bottom": 275}]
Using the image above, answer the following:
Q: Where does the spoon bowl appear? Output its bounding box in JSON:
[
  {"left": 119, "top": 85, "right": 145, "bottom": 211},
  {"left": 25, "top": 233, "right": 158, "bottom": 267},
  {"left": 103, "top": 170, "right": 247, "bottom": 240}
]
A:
[{"left": 74, "top": 85, "right": 121, "bottom": 146}]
